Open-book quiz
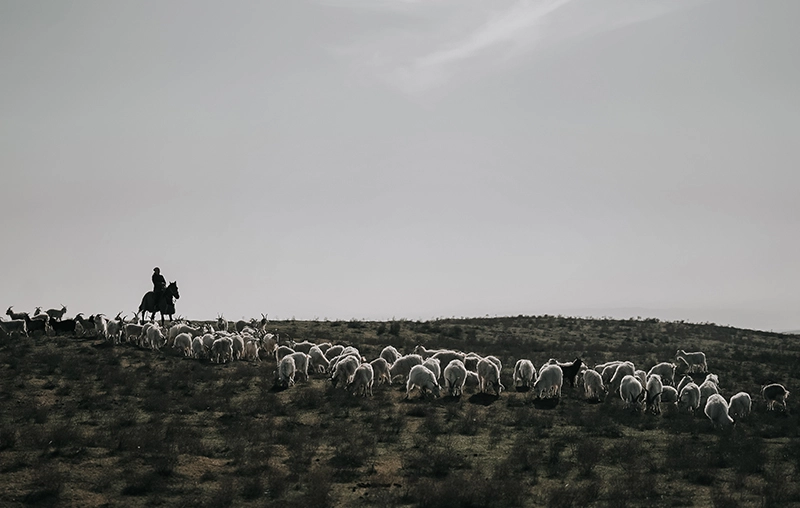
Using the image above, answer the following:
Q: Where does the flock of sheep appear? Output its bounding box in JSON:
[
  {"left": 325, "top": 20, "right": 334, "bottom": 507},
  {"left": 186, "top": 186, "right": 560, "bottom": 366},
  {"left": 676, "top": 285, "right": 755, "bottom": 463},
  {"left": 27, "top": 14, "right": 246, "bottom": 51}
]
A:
[{"left": 1, "top": 308, "right": 791, "bottom": 428}]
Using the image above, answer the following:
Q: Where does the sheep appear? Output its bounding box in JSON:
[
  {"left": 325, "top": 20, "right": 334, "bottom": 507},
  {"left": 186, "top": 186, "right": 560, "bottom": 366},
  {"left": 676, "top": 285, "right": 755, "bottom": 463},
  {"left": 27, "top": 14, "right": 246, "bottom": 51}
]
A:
[
  {"left": 704, "top": 393, "right": 734, "bottom": 428},
  {"left": 645, "top": 374, "right": 664, "bottom": 415},
  {"left": 93, "top": 314, "right": 109, "bottom": 341},
  {"left": 558, "top": 358, "right": 583, "bottom": 388},
  {"left": 405, "top": 364, "right": 441, "bottom": 399},
  {"left": 413, "top": 345, "right": 445, "bottom": 359},
  {"left": 168, "top": 323, "right": 205, "bottom": 346},
  {"left": 698, "top": 377, "right": 720, "bottom": 409},
  {"left": 533, "top": 364, "right": 563, "bottom": 399},
  {"left": 123, "top": 323, "right": 144, "bottom": 344},
  {"left": 173, "top": 332, "right": 193, "bottom": 357},
  {"left": 191, "top": 337, "right": 205, "bottom": 359},
  {"left": 728, "top": 392, "right": 752, "bottom": 420},
  {"left": 324, "top": 344, "right": 345, "bottom": 361},
  {"left": 389, "top": 354, "right": 423, "bottom": 383},
  {"left": 464, "top": 370, "right": 480, "bottom": 391},
  {"left": 275, "top": 345, "right": 295, "bottom": 362},
  {"left": 331, "top": 355, "right": 360, "bottom": 388},
  {"left": 647, "top": 362, "right": 677, "bottom": 386},
  {"left": 6, "top": 306, "right": 29, "bottom": 321},
  {"left": 477, "top": 357, "right": 504, "bottom": 396},
  {"left": 679, "top": 382, "right": 701, "bottom": 412},
  {"left": 583, "top": 369, "right": 606, "bottom": 401},
  {"left": 422, "top": 357, "right": 442, "bottom": 382},
  {"left": 431, "top": 350, "right": 467, "bottom": 374},
  {"left": 601, "top": 364, "right": 619, "bottom": 385},
  {"left": 290, "top": 340, "right": 316, "bottom": 354},
  {"left": 676, "top": 375, "right": 693, "bottom": 396},
  {"left": 635, "top": 370, "right": 647, "bottom": 390},
  {"left": 379, "top": 345, "right": 401, "bottom": 366},
  {"left": 105, "top": 313, "right": 125, "bottom": 344},
  {"left": 328, "top": 347, "right": 362, "bottom": 373},
  {"left": 201, "top": 333, "right": 216, "bottom": 352},
  {"left": 347, "top": 363, "right": 375, "bottom": 397},
  {"left": 484, "top": 355, "right": 502, "bottom": 372},
  {"left": 287, "top": 352, "right": 310, "bottom": 382},
  {"left": 609, "top": 361, "right": 635, "bottom": 393},
  {"left": 44, "top": 305, "right": 68, "bottom": 321},
  {"left": 30, "top": 309, "right": 50, "bottom": 324},
  {"left": 211, "top": 337, "right": 233, "bottom": 364},
  {"left": 0, "top": 319, "right": 27, "bottom": 337},
  {"left": 24, "top": 315, "right": 49, "bottom": 336},
  {"left": 260, "top": 333, "right": 278, "bottom": 356},
  {"left": 660, "top": 386, "right": 679, "bottom": 409},
  {"left": 316, "top": 342, "right": 332, "bottom": 354},
  {"left": 594, "top": 360, "right": 622, "bottom": 373},
  {"left": 443, "top": 359, "right": 467, "bottom": 396},
  {"left": 74, "top": 314, "right": 96, "bottom": 337},
  {"left": 216, "top": 315, "right": 229, "bottom": 332},
  {"left": 675, "top": 349, "right": 707, "bottom": 373},
  {"left": 370, "top": 357, "right": 392, "bottom": 385},
  {"left": 464, "top": 353, "right": 482, "bottom": 372},
  {"left": 513, "top": 359, "right": 536, "bottom": 389},
  {"left": 243, "top": 339, "right": 261, "bottom": 362},
  {"left": 308, "top": 345, "right": 330, "bottom": 374},
  {"left": 144, "top": 325, "right": 166, "bottom": 350},
  {"left": 231, "top": 335, "right": 245, "bottom": 361},
  {"left": 277, "top": 355, "right": 296, "bottom": 388},
  {"left": 761, "top": 383, "right": 790, "bottom": 411},
  {"left": 619, "top": 375, "right": 645, "bottom": 410}
]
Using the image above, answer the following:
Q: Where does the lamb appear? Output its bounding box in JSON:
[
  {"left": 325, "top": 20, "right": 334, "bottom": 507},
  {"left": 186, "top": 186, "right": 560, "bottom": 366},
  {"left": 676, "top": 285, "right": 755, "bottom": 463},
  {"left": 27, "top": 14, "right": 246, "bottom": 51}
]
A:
[
  {"left": 704, "top": 393, "right": 734, "bottom": 428},
  {"left": 477, "top": 357, "right": 504, "bottom": 396},
  {"left": 675, "top": 349, "right": 707, "bottom": 373},
  {"left": 422, "top": 357, "right": 442, "bottom": 382},
  {"left": 379, "top": 345, "right": 401, "bottom": 366},
  {"left": 647, "top": 362, "right": 677, "bottom": 386},
  {"left": 558, "top": 358, "right": 583, "bottom": 388},
  {"left": 443, "top": 359, "right": 467, "bottom": 396},
  {"left": 405, "top": 364, "right": 441, "bottom": 399},
  {"left": 679, "top": 382, "right": 701, "bottom": 412},
  {"left": 761, "top": 383, "right": 789, "bottom": 411},
  {"left": 533, "top": 364, "right": 563, "bottom": 399},
  {"left": 277, "top": 355, "right": 296, "bottom": 388},
  {"left": 645, "top": 374, "right": 664, "bottom": 415},
  {"left": 370, "top": 357, "right": 392, "bottom": 385},
  {"left": 331, "top": 355, "right": 360, "bottom": 388},
  {"left": 389, "top": 354, "right": 423, "bottom": 383},
  {"left": 728, "top": 392, "right": 751, "bottom": 419},
  {"left": 513, "top": 359, "right": 536, "bottom": 389},
  {"left": 44, "top": 305, "right": 68, "bottom": 321},
  {"left": 309, "top": 345, "right": 330, "bottom": 374},
  {"left": 619, "top": 375, "right": 645, "bottom": 410},
  {"left": 172, "top": 332, "right": 192, "bottom": 356},
  {"left": 211, "top": 337, "right": 233, "bottom": 363},
  {"left": 583, "top": 369, "right": 606, "bottom": 401},
  {"left": 347, "top": 363, "right": 375, "bottom": 397}
]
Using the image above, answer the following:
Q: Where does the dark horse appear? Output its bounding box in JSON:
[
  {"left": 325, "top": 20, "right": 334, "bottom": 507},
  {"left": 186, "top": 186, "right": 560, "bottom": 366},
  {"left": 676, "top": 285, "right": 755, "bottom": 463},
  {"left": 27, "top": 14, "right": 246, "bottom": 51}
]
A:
[{"left": 139, "top": 281, "right": 180, "bottom": 325}]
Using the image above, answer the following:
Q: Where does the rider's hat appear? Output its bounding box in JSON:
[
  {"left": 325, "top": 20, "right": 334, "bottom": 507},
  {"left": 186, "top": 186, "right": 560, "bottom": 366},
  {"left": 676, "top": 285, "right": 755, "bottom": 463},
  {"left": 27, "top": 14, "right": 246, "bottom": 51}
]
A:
[{"left": 153, "top": 267, "right": 160, "bottom": 272}]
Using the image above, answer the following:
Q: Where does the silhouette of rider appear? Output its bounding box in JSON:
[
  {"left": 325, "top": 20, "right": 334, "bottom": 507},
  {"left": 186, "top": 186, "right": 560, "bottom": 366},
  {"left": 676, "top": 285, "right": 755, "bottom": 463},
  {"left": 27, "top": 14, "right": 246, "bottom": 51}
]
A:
[{"left": 152, "top": 267, "right": 166, "bottom": 303}]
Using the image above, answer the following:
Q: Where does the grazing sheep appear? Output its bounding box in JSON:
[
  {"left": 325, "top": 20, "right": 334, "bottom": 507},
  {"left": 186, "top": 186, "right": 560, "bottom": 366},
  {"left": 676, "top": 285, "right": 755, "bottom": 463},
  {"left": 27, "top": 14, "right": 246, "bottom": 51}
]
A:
[
  {"left": 609, "top": 361, "right": 635, "bottom": 393},
  {"left": 558, "top": 358, "right": 583, "bottom": 388},
  {"left": 595, "top": 360, "right": 622, "bottom": 373},
  {"left": 309, "top": 345, "right": 330, "bottom": 374},
  {"left": 277, "top": 355, "right": 296, "bottom": 388},
  {"left": 513, "top": 359, "right": 536, "bottom": 389},
  {"left": 635, "top": 370, "right": 647, "bottom": 390},
  {"left": 533, "top": 364, "right": 563, "bottom": 399},
  {"left": 761, "top": 383, "right": 790, "bottom": 411},
  {"left": 260, "top": 333, "right": 278, "bottom": 356},
  {"left": 379, "top": 345, "right": 401, "bottom": 366},
  {"left": 211, "top": 337, "right": 233, "bottom": 364},
  {"left": 324, "top": 344, "right": 345, "bottom": 361},
  {"left": 619, "top": 375, "right": 645, "bottom": 410},
  {"left": 431, "top": 350, "right": 466, "bottom": 375},
  {"left": 231, "top": 335, "right": 245, "bottom": 361},
  {"left": 370, "top": 357, "right": 392, "bottom": 385},
  {"left": 348, "top": 363, "right": 375, "bottom": 397},
  {"left": 290, "top": 340, "right": 316, "bottom": 354},
  {"left": 287, "top": 352, "right": 310, "bottom": 382},
  {"left": 464, "top": 370, "right": 480, "bottom": 391},
  {"left": 405, "top": 364, "right": 441, "bottom": 399},
  {"left": 443, "top": 359, "right": 467, "bottom": 396},
  {"left": 675, "top": 349, "right": 707, "bottom": 373},
  {"left": 275, "top": 345, "right": 295, "bottom": 362},
  {"left": 123, "top": 323, "right": 144, "bottom": 344},
  {"left": 660, "top": 386, "right": 679, "bottom": 409},
  {"left": 728, "top": 392, "right": 751, "bottom": 419},
  {"left": 477, "top": 357, "right": 504, "bottom": 396},
  {"left": 422, "top": 357, "right": 442, "bottom": 382},
  {"left": 389, "top": 354, "right": 423, "bottom": 383},
  {"left": 679, "top": 382, "right": 701, "bottom": 412},
  {"left": 413, "top": 345, "right": 445, "bottom": 359},
  {"left": 698, "top": 377, "right": 720, "bottom": 409},
  {"left": 676, "top": 375, "right": 693, "bottom": 396},
  {"left": 191, "top": 337, "right": 205, "bottom": 359},
  {"left": 647, "top": 362, "right": 677, "bottom": 386},
  {"left": 173, "top": 332, "right": 193, "bottom": 357},
  {"left": 464, "top": 353, "right": 482, "bottom": 372},
  {"left": 331, "top": 355, "right": 360, "bottom": 388},
  {"left": 645, "top": 374, "right": 664, "bottom": 415},
  {"left": 704, "top": 393, "right": 734, "bottom": 428},
  {"left": 243, "top": 339, "right": 261, "bottom": 362},
  {"left": 583, "top": 369, "right": 606, "bottom": 401}
]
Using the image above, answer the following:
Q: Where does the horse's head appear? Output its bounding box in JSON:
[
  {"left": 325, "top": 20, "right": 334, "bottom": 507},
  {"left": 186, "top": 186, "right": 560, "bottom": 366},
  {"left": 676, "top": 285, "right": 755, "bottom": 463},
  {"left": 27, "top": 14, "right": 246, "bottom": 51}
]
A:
[{"left": 168, "top": 281, "right": 180, "bottom": 300}]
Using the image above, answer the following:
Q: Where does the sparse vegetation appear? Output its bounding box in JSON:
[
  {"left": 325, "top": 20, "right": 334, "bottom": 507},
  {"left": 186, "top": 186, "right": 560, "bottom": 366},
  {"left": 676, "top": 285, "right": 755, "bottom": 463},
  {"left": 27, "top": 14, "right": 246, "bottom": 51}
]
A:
[{"left": 0, "top": 315, "right": 797, "bottom": 506}]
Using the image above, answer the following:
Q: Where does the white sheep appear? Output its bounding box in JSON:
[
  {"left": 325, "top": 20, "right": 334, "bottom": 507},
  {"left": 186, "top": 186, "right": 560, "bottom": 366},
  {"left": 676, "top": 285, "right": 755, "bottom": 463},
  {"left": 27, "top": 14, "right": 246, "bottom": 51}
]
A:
[
  {"left": 619, "top": 375, "right": 644, "bottom": 410},
  {"left": 477, "top": 357, "right": 504, "bottom": 396},
  {"left": 533, "top": 364, "right": 563, "bottom": 399},
  {"left": 635, "top": 370, "right": 647, "bottom": 390},
  {"left": 443, "top": 359, "right": 467, "bottom": 396},
  {"left": 464, "top": 353, "right": 482, "bottom": 372},
  {"left": 144, "top": 324, "right": 166, "bottom": 350},
  {"left": 698, "top": 377, "right": 720, "bottom": 409},
  {"left": 389, "top": 354, "right": 423, "bottom": 383},
  {"left": 675, "top": 349, "right": 707, "bottom": 373},
  {"left": 291, "top": 340, "right": 316, "bottom": 354},
  {"left": 583, "top": 369, "right": 606, "bottom": 401},
  {"left": 422, "top": 357, "right": 442, "bottom": 382},
  {"left": 413, "top": 345, "right": 444, "bottom": 359},
  {"left": 405, "top": 364, "right": 441, "bottom": 399},
  {"left": 324, "top": 344, "right": 345, "bottom": 361},
  {"left": 513, "top": 359, "right": 536, "bottom": 390},
  {"left": 288, "top": 352, "right": 310, "bottom": 382},
  {"left": 431, "top": 350, "right": 466, "bottom": 374},
  {"left": 728, "top": 392, "right": 751, "bottom": 419},
  {"left": 243, "top": 339, "right": 261, "bottom": 362},
  {"left": 379, "top": 345, "right": 401, "bottom": 366},
  {"left": 173, "top": 332, "right": 193, "bottom": 357},
  {"left": 609, "top": 361, "right": 635, "bottom": 393},
  {"left": 679, "top": 382, "right": 701, "bottom": 412},
  {"left": 277, "top": 355, "right": 296, "bottom": 388},
  {"left": 331, "top": 355, "right": 360, "bottom": 388},
  {"left": 761, "top": 383, "right": 790, "bottom": 411},
  {"left": 660, "top": 386, "right": 679, "bottom": 409},
  {"left": 348, "top": 363, "right": 374, "bottom": 397},
  {"left": 464, "top": 370, "right": 480, "bottom": 391},
  {"left": 370, "top": 357, "right": 392, "bottom": 385},
  {"left": 309, "top": 345, "right": 330, "bottom": 374},
  {"left": 275, "top": 345, "right": 295, "bottom": 362},
  {"left": 676, "top": 375, "right": 693, "bottom": 396},
  {"left": 123, "top": 323, "right": 144, "bottom": 344},
  {"left": 647, "top": 362, "right": 677, "bottom": 386},
  {"left": 645, "top": 374, "right": 664, "bottom": 415},
  {"left": 211, "top": 337, "right": 233, "bottom": 364},
  {"left": 595, "top": 360, "right": 622, "bottom": 374},
  {"left": 191, "top": 337, "right": 205, "bottom": 359},
  {"left": 231, "top": 335, "right": 245, "bottom": 361},
  {"left": 704, "top": 393, "right": 734, "bottom": 428}
]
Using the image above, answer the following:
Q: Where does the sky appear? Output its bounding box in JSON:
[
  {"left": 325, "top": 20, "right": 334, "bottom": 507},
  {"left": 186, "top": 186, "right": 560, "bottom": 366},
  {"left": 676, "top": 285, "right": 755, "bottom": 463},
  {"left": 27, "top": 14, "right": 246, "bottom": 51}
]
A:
[{"left": 1, "top": 0, "right": 799, "bottom": 331}]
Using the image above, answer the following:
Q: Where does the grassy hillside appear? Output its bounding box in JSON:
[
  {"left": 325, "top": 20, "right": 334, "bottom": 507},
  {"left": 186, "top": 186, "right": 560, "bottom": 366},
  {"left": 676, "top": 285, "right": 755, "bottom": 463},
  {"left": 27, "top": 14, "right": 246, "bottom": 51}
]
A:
[{"left": 1, "top": 315, "right": 798, "bottom": 507}]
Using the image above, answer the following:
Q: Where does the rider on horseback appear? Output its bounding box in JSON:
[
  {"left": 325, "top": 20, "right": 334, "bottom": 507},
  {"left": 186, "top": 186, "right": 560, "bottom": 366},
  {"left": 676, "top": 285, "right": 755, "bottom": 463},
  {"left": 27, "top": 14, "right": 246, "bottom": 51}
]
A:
[{"left": 152, "top": 267, "right": 166, "bottom": 303}]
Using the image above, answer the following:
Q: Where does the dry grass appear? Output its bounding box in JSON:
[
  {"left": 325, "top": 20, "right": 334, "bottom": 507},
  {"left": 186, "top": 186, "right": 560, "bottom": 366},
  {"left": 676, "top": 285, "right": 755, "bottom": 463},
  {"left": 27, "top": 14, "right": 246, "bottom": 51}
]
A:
[{"left": 0, "top": 315, "right": 798, "bottom": 507}]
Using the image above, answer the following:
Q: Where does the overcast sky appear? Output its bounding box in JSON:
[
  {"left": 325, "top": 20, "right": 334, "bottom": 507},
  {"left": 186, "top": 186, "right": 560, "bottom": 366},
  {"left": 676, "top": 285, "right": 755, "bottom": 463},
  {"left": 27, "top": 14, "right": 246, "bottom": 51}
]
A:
[{"left": 2, "top": 0, "right": 798, "bottom": 331}]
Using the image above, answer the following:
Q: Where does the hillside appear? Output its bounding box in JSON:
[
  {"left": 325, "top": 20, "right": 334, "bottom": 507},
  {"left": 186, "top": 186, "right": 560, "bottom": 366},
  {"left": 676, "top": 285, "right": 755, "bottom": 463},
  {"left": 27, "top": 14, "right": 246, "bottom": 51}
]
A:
[{"left": 1, "top": 315, "right": 798, "bottom": 507}]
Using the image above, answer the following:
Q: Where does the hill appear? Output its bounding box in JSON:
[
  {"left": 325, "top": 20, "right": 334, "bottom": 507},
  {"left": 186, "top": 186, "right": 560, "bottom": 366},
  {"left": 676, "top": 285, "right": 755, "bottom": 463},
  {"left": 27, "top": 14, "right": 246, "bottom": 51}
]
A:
[{"left": 1, "top": 315, "right": 798, "bottom": 507}]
